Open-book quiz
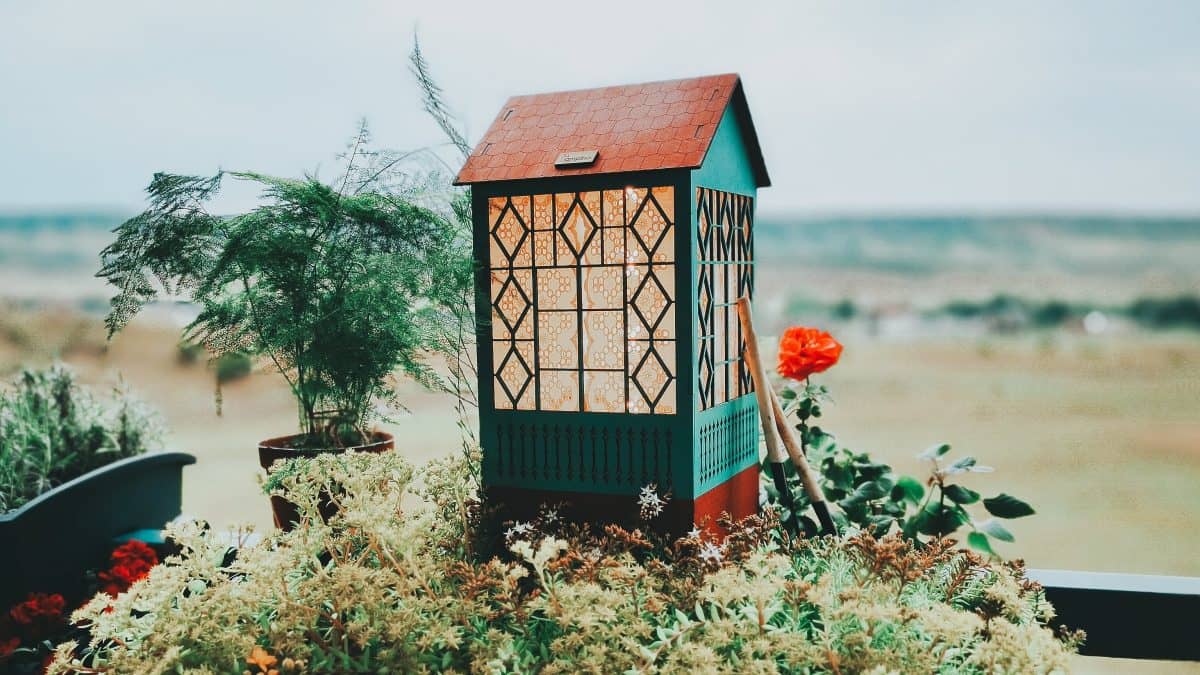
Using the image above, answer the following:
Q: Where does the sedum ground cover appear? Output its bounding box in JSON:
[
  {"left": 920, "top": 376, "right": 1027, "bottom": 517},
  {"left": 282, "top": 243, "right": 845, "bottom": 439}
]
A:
[{"left": 50, "top": 451, "right": 1079, "bottom": 674}]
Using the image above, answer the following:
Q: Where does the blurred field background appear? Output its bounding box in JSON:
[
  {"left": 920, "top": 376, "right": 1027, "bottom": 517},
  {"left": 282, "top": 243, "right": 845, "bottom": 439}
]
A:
[{"left": 1, "top": 210, "right": 1198, "bottom": 580}]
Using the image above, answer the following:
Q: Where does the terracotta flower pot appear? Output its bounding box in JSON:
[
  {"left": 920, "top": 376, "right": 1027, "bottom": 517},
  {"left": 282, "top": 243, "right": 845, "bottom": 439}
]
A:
[{"left": 257, "top": 431, "right": 394, "bottom": 531}]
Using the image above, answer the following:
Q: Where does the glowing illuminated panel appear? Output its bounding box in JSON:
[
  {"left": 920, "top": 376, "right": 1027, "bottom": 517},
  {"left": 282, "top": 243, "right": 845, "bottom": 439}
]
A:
[
  {"left": 489, "top": 187, "right": 676, "bottom": 414},
  {"left": 696, "top": 187, "right": 754, "bottom": 411}
]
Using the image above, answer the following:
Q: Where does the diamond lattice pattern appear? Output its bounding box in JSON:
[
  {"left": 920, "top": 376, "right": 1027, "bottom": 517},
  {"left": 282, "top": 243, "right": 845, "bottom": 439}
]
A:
[
  {"left": 696, "top": 187, "right": 754, "bottom": 411},
  {"left": 489, "top": 187, "right": 675, "bottom": 413}
]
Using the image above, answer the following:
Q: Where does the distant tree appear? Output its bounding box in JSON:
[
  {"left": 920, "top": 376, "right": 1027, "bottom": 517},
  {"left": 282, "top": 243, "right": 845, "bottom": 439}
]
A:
[
  {"left": 1128, "top": 295, "right": 1200, "bottom": 329},
  {"left": 943, "top": 300, "right": 983, "bottom": 319},
  {"left": 831, "top": 298, "right": 858, "bottom": 321},
  {"left": 1032, "top": 300, "right": 1071, "bottom": 327},
  {"left": 984, "top": 293, "right": 1021, "bottom": 315}
]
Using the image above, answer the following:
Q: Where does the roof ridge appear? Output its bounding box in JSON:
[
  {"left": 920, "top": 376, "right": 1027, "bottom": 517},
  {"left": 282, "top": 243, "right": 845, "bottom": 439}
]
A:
[{"left": 502, "top": 73, "right": 741, "bottom": 102}]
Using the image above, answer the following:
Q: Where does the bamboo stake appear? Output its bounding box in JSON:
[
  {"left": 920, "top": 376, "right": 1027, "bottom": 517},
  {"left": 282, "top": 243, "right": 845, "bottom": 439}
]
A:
[
  {"left": 736, "top": 297, "right": 837, "bottom": 536},
  {"left": 735, "top": 298, "right": 793, "bottom": 521},
  {"left": 769, "top": 387, "right": 836, "bottom": 535}
]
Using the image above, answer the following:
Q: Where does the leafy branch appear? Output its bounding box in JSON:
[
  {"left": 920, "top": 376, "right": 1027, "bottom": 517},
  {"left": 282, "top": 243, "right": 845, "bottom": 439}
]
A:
[
  {"left": 98, "top": 130, "right": 470, "bottom": 446},
  {"left": 766, "top": 384, "right": 1036, "bottom": 556}
]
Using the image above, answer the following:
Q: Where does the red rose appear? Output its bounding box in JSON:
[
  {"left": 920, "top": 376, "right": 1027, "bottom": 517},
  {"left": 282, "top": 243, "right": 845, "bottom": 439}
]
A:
[{"left": 777, "top": 326, "right": 843, "bottom": 381}]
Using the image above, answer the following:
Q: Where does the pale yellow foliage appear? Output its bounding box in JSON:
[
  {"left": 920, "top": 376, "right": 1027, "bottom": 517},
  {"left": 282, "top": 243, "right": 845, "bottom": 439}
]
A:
[{"left": 50, "top": 451, "right": 1078, "bottom": 674}]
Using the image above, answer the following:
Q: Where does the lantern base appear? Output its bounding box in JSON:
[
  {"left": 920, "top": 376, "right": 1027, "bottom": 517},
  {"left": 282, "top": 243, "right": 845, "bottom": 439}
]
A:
[{"left": 484, "top": 464, "right": 761, "bottom": 537}]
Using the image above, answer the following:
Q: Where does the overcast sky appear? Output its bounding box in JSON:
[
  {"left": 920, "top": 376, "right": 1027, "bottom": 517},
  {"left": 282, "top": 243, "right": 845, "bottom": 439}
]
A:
[{"left": 1, "top": 1, "right": 1197, "bottom": 214}]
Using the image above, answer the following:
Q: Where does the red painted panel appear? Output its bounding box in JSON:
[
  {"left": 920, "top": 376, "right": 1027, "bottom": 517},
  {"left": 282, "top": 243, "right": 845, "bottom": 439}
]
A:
[{"left": 692, "top": 463, "right": 761, "bottom": 536}]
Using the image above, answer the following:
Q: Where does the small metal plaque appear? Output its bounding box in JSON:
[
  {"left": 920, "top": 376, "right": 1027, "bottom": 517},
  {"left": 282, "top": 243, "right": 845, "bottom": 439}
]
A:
[{"left": 555, "top": 150, "right": 598, "bottom": 168}]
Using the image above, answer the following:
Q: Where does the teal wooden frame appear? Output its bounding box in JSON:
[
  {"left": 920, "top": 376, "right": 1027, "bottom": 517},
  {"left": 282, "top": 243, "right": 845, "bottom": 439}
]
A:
[{"left": 691, "top": 101, "right": 761, "bottom": 495}]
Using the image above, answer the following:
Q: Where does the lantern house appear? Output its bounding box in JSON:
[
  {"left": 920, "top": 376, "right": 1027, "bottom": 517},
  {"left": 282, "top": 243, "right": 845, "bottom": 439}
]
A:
[{"left": 455, "top": 73, "right": 770, "bottom": 532}]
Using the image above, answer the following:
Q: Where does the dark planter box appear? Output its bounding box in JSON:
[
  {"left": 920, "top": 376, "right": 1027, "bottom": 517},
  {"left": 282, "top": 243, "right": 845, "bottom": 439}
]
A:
[
  {"left": 0, "top": 452, "right": 195, "bottom": 607},
  {"left": 1030, "top": 568, "right": 1200, "bottom": 661}
]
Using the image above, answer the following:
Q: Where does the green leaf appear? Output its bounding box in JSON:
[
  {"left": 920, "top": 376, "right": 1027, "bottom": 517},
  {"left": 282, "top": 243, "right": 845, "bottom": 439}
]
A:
[
  {"left": 944, "top": 456, "right": 977, "bottom": 474},
  {"left": 983, "top": 494, "right": 1036, "bottom": 519},
  {"left": 917, "top": 503, "right": 968, "bottom": 537},
  {"left": 866, "top": 514, "right": 895, "bottom": 537},
  {"left": 824, "top": 462, "right": 855, "bottom": 491},
  {"left": 942, "top": 484, "right": 980, "bottom": 504},
  {"left": 891, "top": 476, "right": 925, "bottom": 505},
  {"left": 901, "top": 506, "right": 927, "bottom": 540},
  {"left": 838, "top": 500, "right": 869, "bottom": 522},
  {"left": 846, "top": 479, "right": 890, "bottom": 503},
  {"left": 977, "top": 518, "right": 1015, "bottom": 542},
  {"left": 853, "top": 460, "right": 892, "bottom": 480},
  {"left": 967, "top": 532, "right": 997, "bottom": 557},
  {"left": 919, "top": 443, "right": 952, "bottom": 460}
]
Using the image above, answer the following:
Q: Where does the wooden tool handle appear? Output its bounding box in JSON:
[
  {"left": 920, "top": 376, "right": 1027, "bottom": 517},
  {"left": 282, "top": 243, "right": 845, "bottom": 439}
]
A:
[
  {"left": 736, "top": 296, "right": 837, "bottom": 535},
  {"left": 736, "top": 298, "right": 787, "bottom": 464},
  {"left": 769, "top": 388, "right": 827, "bottom": 504}
]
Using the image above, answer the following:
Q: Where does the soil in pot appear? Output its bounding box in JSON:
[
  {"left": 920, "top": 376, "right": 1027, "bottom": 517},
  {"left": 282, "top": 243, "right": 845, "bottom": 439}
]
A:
[{"left": 257, "top": 431, "right": 394, "bottom": 531}]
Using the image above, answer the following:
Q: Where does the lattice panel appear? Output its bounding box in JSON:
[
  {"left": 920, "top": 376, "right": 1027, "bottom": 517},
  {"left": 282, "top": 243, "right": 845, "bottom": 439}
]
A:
[
  {"left": 698, "top": 403, "right": 760, "bottom": 485},
  {"left": 696, "top": 187, "right": 754, "bottom": 411},
  {"left": 490, "top": 187, "right": 676, "bottom": 414},
  {"left": 489, "top": 418, "right": 675, "bottom": 490}
]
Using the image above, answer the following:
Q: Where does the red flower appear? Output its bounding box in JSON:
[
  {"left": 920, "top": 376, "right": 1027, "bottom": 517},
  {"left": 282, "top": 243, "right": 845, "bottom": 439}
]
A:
[
  {"left": 98, "top": 540, "right": 159, "bottom": 597},
  {"left": 109, "top": 540, "right": 157, "bottom": 568},
  {"left": 6, "top": 593, "right": 65, "bottom": 642},
  {"left": 0, "top": 635, "right": 19, "bottom": 660},
  {"left": 98, "top": 561, "right": 152, "bottom": 596},
  {"left": 777, "top": 326, "right": 843, "bottom": 381}
]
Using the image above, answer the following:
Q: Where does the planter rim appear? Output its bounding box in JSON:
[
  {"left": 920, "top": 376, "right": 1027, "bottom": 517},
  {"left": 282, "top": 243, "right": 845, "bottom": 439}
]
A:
[
  {"left": 0, "top": 451, "right": 197, "bottom": 523},
  {"left": 258, "top": 430, "right": 394, "bottom": 454}
]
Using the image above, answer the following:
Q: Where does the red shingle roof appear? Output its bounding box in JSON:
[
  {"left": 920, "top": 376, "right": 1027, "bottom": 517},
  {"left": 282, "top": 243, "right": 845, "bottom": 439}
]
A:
[{"left": 454, "top": 73, "right": 769, "bottom": 187}]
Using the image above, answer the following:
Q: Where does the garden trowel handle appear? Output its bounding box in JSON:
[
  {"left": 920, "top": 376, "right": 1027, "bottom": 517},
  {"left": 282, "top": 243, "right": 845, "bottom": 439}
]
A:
[
  {"left": 769, "top": 387, "right": 837, "bottom": 535},
  {"left": 735, "top": 297, "right": 791, "bottom": 507},
  {"left": 736, "top": 297, "right": 837, "bottom": 536}
]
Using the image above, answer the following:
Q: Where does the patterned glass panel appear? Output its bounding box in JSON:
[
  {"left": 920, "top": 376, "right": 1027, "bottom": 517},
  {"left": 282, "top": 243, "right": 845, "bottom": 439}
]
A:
[
  {"left": 493, "top": 340, "right": 535, "bottom": 410},
  {"left": 488, "top": 187, "right": 676, "bottom": 414},
  {"left": 491, "top": 269, "right": 533, "bottom": 340},
  {"left": 490, "top": 195, "right": 531, "bottom": 268},
  {"left": 602, "top": 190, "right": 625, "bottom": 226},
  {"left": 602, "top": 227, "right": 626, "bottom": 265},
  {"left": 584, "top": 370, "right": 625, "bottom": 413},
  {"left": 582, "top": 311, "right": 623, "bottom": 369},
  {"left": 582, "top": 267, "right": 622, "bottom": 309},
  {"left": 629, "top": 339, "right": 676, "bottom": 414},
  {"left": 536, "top": 268, "right": 576, "bottom": 309},
  {"left": 540, "top": 371, "right": 579, "bottom": 411},
  {"left": 538, "top": 312, "right": 578, "bottom": 370},
  {"left": 696, "top": 187, "right": 754, "bottom": 411}
]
